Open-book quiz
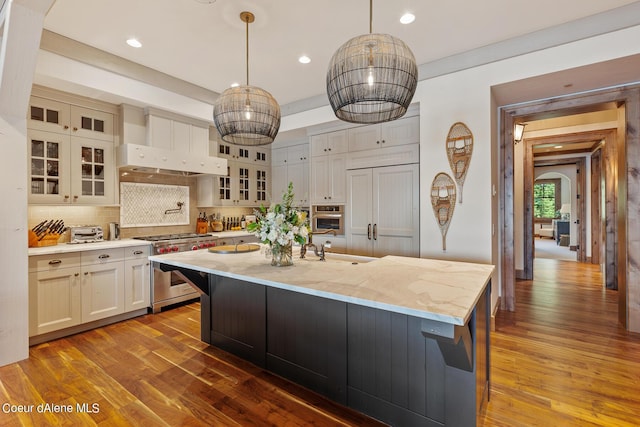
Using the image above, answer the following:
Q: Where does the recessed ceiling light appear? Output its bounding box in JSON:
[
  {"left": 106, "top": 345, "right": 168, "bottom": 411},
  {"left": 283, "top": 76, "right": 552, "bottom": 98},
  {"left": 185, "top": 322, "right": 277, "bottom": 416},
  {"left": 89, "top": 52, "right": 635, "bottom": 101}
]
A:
[
  {"left": 126, "top": 38, "right": 142, "bottom": 48},
  {"left": 554, "top": 145, "right": 563, "bottom": 149},
  {"left": 230, "top": 82, "right": 240, "bottom": 88},
  {"left": 298, "top": 55, "right": 311, "bottom": 64},
  {"left": 400, "top": 13, "right": 415, "bottom": 24}
]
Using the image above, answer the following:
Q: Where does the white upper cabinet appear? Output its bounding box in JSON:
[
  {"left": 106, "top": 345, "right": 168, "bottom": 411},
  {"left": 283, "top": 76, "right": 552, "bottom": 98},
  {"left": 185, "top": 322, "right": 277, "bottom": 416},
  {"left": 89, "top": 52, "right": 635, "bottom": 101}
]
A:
[
  {"left": 145, "top": 108, "right": 210, "bottom": 156},
  {"left": 347, "top": 116, "right": 419, "bottom": 152},
  {"left": 216, "top": 141, "right": 270, "bottom": 166},
  {"left": 310, "top": 130, "right": 348, "bottom": 157},
  {"left": 29, "top": 96, "right": 114, "bottom": 142},
  {"left": 28, "top": 94, "right": 117, "bottom": 205},
  {"left": 271, "top": 143, "right": 309, "bottom": 206}
]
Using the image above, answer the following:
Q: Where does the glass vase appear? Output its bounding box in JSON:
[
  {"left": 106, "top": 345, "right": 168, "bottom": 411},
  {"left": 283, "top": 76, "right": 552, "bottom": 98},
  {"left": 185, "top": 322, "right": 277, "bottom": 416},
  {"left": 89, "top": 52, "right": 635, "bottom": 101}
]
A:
[{"left": 271, "top": 242, "right": 293, "bottom": 267}]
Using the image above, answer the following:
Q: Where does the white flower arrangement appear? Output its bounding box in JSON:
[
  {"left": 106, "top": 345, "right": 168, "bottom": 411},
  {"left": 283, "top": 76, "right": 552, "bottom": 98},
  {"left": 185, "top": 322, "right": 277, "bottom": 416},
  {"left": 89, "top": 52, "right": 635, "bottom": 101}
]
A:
[{"left": 247, "top": 182, "right": 309, "bottom": 247}]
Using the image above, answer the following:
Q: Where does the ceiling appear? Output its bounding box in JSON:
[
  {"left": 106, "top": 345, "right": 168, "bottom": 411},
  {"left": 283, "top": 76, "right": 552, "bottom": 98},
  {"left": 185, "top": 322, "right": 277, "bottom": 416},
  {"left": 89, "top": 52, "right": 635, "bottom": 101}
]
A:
[{"left": 42, "top": 0, "right": 639, "bottom": 108}]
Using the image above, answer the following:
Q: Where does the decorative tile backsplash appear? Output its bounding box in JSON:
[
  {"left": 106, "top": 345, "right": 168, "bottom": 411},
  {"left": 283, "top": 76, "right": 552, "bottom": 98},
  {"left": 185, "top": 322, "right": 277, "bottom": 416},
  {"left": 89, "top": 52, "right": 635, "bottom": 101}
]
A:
[{"left": 120, "top": 183, "right": 189, "bottom": 227}]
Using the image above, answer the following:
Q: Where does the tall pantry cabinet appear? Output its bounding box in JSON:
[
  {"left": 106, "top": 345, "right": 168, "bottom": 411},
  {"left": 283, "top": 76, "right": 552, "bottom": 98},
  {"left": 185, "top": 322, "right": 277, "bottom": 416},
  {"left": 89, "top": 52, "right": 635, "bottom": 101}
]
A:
[{"left": 344, "top": 115, "right": 420, "bottom": 257}]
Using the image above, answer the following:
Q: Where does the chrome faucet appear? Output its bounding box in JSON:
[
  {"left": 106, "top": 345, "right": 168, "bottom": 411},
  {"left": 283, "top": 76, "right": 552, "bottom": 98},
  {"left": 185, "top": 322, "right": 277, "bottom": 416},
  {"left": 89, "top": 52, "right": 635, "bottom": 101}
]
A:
[{"left": 300, "top": 230, "right": 337, "bottom": 261}]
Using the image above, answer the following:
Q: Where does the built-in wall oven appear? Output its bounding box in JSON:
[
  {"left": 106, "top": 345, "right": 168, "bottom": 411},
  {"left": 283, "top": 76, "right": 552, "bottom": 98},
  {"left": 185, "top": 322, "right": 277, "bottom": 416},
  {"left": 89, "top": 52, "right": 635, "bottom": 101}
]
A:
[
  {"left": 133, "top": 233, "right": 218, "bottom": 313},
  {"left": 312, "top": 205, "right": 344, "bottom": 235}
]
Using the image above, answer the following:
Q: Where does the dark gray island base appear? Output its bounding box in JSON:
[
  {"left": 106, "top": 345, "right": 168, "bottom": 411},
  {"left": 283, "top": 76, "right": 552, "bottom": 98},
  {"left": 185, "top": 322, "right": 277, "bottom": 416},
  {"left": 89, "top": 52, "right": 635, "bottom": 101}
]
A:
[{"left": 155, "top": 255, "right": 492, "bottom": 427}]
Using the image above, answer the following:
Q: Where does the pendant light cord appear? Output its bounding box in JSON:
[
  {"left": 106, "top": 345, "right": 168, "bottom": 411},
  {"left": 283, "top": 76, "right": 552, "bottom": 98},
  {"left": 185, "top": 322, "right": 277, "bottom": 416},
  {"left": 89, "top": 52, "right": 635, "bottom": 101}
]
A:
[
  {"left": 369, "top": 0, "right": 373, "bottom": 33},
  {"left": 245, "top": 15, "right": 250, "bottom": 85}
]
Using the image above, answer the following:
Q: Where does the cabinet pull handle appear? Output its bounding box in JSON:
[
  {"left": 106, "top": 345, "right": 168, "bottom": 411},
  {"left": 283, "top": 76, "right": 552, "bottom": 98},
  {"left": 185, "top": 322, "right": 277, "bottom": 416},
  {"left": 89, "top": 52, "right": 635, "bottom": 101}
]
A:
[
  {"left": 74, "top": 273, "right": 79, "bottom": 277},
  {"left": 381, "top": 140, "right": 385, "bottom": 144},
  {"left": 133, "top": 250, "right": 144, "bottom": 255},
  {"left": 373, "top": 224, "right": 377, "bottom": 240},
  {"left": 73, "top": 127, "right": 78, "bottom": 131},
  {"left": 367, "top": 224, "right": 372, "bottom": 240},
  {"left": 48, "top": 259, "right": 62, "bottom": 265},
  {"left": 64, "top": 125, "right": 69, "bottom": 130},
  {"left": 376, "top": 140, "right": 380, "bottom": 144},
  {"left": 98, "top": 254, "right": 110, "bottom": 259}
]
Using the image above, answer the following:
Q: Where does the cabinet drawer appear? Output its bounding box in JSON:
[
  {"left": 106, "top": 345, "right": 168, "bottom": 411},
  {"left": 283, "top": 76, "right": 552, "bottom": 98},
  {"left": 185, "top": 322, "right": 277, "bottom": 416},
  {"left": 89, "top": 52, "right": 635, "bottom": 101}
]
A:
[
  {"left": 125, "top": 245, "right": 151, "bottom": 259},
  {"left": 29, "top": 252, "right": 81, "bottom": 273},
  {"left": 81, "top": 247, "right": 125, "bottom": 264}
]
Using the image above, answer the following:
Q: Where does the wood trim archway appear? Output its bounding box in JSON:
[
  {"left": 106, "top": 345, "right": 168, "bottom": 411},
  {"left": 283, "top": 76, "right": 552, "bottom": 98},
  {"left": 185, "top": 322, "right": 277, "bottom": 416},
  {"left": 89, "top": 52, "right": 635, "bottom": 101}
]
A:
[
  {"left": 499, "top": 86, "right": 638, "bottom": 330},
  {"left": 520, "top": 130, "right": 616, "bottom": 281}
]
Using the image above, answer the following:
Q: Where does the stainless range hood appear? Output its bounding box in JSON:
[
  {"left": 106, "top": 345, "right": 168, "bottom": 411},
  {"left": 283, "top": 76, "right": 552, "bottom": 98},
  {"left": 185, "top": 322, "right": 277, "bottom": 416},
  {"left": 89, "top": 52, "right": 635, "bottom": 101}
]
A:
[{"left": 117, "top": 143, "right": 227, "bottom": 176}]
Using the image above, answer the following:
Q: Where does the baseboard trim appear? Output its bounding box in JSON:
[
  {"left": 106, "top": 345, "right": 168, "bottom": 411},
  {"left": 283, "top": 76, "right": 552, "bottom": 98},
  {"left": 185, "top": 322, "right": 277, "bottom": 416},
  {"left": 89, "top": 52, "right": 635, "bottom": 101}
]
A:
[{"left": 491, "top": 296, "right": 501, "bottom": 332}]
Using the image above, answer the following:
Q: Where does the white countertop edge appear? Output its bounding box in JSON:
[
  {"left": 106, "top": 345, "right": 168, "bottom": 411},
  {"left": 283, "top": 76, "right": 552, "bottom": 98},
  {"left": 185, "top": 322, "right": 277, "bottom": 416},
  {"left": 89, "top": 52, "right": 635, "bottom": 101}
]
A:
[
  {"left": 148, "top": 255, "right": 486, "bottom": 326},
  {"left": 28, "top": 239, "right": 151, "bottom": 255}
]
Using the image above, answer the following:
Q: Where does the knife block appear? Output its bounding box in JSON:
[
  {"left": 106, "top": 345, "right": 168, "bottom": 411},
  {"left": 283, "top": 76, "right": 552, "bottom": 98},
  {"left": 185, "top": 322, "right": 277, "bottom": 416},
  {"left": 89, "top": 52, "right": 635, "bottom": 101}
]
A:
[
  {"left": 196, "top": 220, "right": 208, "bottom": 234},
  {"left": 29, "top": 230, "right": 60, "bottom": 247}
]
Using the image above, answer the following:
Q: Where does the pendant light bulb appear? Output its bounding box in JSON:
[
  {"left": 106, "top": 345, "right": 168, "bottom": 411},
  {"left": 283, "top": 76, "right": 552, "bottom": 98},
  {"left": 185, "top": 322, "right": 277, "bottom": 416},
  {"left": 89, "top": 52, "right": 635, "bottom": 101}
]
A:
[{"left": 244, "top": 99, "right": 253, "bottom": 120}]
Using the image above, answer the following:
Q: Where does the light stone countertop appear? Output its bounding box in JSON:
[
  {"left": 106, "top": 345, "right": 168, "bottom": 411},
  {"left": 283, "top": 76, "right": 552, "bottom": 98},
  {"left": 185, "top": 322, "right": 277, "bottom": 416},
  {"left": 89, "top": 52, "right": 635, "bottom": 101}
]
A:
[
  {"left": 28, "top": 238, "right": 151, "bottom": 256},
  {"left": 27, "top": 231, "right": 255, "bottom": 256},
  {"left": 149, "top": 247, "right": 494, "bottom": 326}
]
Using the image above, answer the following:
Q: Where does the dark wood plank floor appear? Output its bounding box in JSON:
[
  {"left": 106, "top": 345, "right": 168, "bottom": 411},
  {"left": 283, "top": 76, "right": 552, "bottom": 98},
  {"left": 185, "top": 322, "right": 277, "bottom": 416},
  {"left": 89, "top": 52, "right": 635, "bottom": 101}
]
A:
[
  {"left": 0, "top": 303, "right": 385, "bottom": 426},
  {"left": 2, "top": 258, "right": 639, "bottom": 426}
]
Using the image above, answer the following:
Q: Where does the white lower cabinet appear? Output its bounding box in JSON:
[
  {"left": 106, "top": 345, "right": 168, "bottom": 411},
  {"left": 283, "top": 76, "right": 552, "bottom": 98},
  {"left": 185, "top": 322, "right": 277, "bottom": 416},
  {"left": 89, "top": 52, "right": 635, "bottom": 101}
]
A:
[
  {"left": 81, "top": 263, "right": 124, "bottom": 322},
  {"left": 28, "top": 262, "right": 82, "bottom": 336},
  {"left": 346, "top": 164, "right": 420, "bottom": 257},
  {"left": 29, "top": 244, "right": 151, "bottom": 340},
  {"left": 124, "top": 246, "right": 151, "bottom": 311}
]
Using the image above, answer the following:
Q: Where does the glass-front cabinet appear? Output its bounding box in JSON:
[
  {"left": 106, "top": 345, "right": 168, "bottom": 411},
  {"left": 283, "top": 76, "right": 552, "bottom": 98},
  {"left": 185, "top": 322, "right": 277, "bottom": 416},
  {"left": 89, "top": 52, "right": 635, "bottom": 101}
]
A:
[
  {"left": 214, "top": 164, "right": 268, "bottom": 206},
  {"left": 27, "top": 95, "right": 116, "bottom": 205},
  {"left": 28, "top": 130, "right": 70, "bottom": 203},
  {"left": 70, "top": 138, "right": 113, "bottom": 204},
  {"left": 198, "top": 139, "right": 270, "bottom": 207}
]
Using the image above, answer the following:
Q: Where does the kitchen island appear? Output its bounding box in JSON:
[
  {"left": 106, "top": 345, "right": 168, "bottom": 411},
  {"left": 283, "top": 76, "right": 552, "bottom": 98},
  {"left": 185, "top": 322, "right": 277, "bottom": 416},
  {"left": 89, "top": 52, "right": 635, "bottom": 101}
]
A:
[{"left": 149, "top": 248, "right": 494, "bottom": 426}]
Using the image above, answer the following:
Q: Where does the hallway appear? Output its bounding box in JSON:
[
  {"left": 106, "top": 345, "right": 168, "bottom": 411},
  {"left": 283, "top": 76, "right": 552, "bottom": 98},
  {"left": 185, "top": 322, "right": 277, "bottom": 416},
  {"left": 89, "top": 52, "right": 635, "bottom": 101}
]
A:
[{"left": 484, "top": 259, "right": 640, "bottom": 425}]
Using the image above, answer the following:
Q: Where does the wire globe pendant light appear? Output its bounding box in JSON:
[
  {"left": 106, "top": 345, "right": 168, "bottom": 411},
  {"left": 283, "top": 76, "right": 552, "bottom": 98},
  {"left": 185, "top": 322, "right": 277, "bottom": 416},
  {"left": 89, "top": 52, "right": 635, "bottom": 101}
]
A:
[
  {"left": 326, "top": 0, "right": 418, "bottom": 124},
  {"left": 213, "top": 11, "right": 280, "bottom": 146}
]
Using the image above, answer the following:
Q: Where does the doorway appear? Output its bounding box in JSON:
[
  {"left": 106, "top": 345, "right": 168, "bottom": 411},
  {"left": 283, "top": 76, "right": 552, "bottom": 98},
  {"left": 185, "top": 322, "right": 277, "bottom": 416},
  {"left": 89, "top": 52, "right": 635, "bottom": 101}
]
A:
[{"left": 498, "top": 85, "right": 635, "bottom": 329}]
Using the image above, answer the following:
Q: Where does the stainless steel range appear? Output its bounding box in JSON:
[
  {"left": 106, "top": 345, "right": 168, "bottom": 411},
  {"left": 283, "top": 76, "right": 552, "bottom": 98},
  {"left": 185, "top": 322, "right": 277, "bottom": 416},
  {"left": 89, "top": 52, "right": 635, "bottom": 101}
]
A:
[{"left": 134, "top": 233, "right": 218, "bottom": 313}]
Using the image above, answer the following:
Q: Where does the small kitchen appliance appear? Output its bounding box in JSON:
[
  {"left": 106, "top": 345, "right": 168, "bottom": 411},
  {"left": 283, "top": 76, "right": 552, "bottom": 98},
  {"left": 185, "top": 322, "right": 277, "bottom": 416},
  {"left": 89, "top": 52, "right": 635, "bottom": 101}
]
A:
[
  {"left": 69, "top": 226, "right": 104, "bottom": 243},
  {"left": 109, "top": 222, "right": 120, "bottom": 240}
]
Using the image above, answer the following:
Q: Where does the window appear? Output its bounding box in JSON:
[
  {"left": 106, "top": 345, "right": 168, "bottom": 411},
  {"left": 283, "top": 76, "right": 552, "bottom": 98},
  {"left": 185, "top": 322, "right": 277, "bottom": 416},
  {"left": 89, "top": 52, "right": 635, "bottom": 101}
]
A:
[{"left": 533, "top": 179, "right": 561, "bottom": 219}]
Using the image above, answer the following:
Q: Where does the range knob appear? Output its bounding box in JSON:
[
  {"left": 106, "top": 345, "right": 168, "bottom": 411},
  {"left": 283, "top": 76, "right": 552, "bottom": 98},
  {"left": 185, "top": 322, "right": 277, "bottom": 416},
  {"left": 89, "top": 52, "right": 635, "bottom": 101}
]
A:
[
  {"left": 192, "top": 245, "right": 198, "bottom": 251},
  {"left": 158, "top": 247, "right": 166, "bottom": 254},
  {"left": 171, "top": 246, "right": 179, "bottom": 252}
]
